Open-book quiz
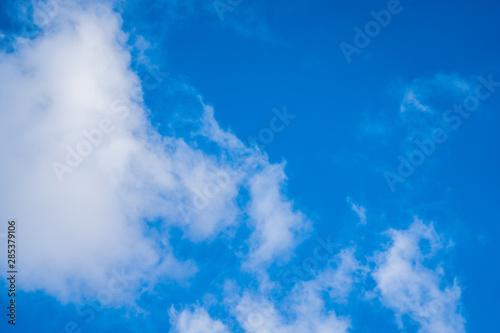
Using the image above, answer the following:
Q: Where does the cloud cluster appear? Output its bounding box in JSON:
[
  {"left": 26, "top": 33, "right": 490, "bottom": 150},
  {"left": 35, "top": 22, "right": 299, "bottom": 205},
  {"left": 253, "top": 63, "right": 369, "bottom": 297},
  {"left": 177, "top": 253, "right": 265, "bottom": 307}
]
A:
[
  {"left": 0, "top": 1, "right": 309, "bottom": 303},
  {"left": 372, "top": 218, "right": 465, "bottom": 332},
  {"left": 172, "top": 219, "right": 464, "bottom": 332}
]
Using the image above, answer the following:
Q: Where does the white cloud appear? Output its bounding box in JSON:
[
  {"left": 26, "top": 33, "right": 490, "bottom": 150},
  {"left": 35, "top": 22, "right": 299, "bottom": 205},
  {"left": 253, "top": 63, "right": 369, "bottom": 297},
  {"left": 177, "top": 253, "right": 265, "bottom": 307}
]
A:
[
  {"left": 173, "top": 219, "right": 465, "bottom": 333},
  {"left": 346, "top": 197, "right": 366, "bottom": 225},
  {"left": 400, "top": 90, "right": 430, "bottom": 113},
  {"left": 372, "top": 218, "right": 465, "bottom": 332},
  {"left": 0, "top": 2, "right": 193, "bottom": 303},
  {"left": 0, "top": 1, "right": 310, "bottom": 303},
  {"left": 317, "top": 247, "right": 367, "bottom": 303},
  {"left": 170, "top": 306, "right": 230, "bottom": 333},
  {"left": 199, "top": 102, "right": 312, "bottom": 270},
  {"left": 399, "top": 73, "right": 471, "bottom": 115},
  {"left": 219, "top": 247, "right": 365, "bottom": 333},
  {"left": 244, "top": 162, "right": 311, "bottom": 270},
  {"left": 227, "top": 287, "right": 350, "bottom": 333}
]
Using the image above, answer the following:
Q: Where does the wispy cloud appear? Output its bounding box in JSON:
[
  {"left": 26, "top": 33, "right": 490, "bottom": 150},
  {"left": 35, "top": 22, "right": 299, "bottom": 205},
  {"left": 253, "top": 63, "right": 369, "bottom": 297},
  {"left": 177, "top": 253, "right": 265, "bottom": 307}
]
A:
[
  {"left": 372, "top": 218, "right": 465, "bottom": 332},
  {"left": 347, "top": 197, "right": 367, "bottom": 225}
]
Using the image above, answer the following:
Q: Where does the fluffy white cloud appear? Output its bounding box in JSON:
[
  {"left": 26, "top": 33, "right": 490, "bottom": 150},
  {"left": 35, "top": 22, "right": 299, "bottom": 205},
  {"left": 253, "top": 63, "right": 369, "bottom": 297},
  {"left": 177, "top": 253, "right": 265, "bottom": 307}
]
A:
[
  {"left": 218, "top": 247, "right": 364, "bottom": 333},
  {"left": 0, "top": 1, "right": 310, "bottom": 303},
  {"left": 372, "top": 218, "right": 465, "bottom": 332},
  {"left": 0, "top": 2, "right": 191, "bottom": 303},
  {"left": 244, "top": 162, "right": 311, "bottom": 270},
  {"left": 227, "top": 287, "right": 350, "bottom": 333},
  {"left": 170, "top": 306, "right": 230, "bottom": 333}
]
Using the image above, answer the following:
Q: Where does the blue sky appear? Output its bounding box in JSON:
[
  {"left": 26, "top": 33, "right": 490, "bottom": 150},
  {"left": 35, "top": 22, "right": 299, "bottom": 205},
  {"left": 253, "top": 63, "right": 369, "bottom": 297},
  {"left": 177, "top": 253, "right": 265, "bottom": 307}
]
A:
[{"left": 0, "top": 0, "right": 499, "bottom": 332}]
